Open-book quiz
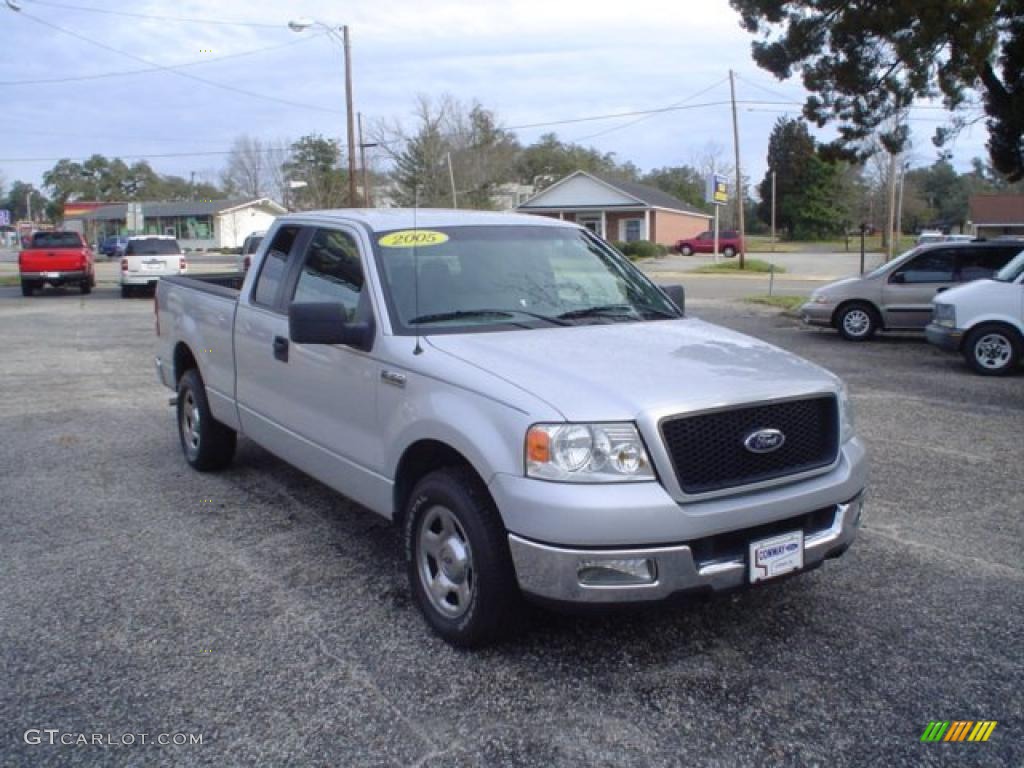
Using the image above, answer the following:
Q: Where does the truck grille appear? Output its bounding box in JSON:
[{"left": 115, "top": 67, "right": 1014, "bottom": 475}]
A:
[{"left": 660, "top": 395, "right": 839, "bottom": 495}]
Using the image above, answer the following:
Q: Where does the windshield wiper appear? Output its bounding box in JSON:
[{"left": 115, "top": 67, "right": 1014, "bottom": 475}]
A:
[
  {"left": 408, "top": 308, "right": 568, "bottom": 327},
  {"left": 557, "top": 303, "right": 678, "bottom": 321}
]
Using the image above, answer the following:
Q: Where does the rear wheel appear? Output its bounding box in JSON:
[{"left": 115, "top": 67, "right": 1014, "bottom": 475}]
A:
[
  {"left": 176, "top": 369, "right": 236, "bottom": 471},
  {"left": 680, "top": 245, "right": 694, "bottom": 256},
  {"left": 963, "top": 324, "right": 1021, "bottom": 376},
  {"left": 80, "top": 279, "right": 92, "bottom": 295},
  {"left": 404, "top": 467, "right": 523, "bottom": 647},
  {"left": 723, "top": 246, "right": 736, "bottom": 258},
  {"left": 20, "top": 280, "right": 34, "bottom": 297},
  {"left": 120, "top": 284, "right": 131, "bottom": 299},
  {"left": 836, "top": 302, "right": 879, "bottom": 341}
]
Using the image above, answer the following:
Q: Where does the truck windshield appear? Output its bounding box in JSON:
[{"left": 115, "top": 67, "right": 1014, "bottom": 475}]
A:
[
  {"left": 31, "top": 232, "right": 81, "bottom": 248},
  {"left": 994, "top": 250, "right": 1024, "bottom": 282},
  {"left": 127, "top": 238, "right": 180, "bottom": 255},
  {"left": 375, "top": 225, "right": 680, "bottom": 333}
]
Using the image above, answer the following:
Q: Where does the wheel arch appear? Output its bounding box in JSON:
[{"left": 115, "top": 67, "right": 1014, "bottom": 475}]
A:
[
  {"left": 393, "top": 440, "right": 491, "bottom": 531},
  {"left": 173, "top": 341, "right": 200, "bottom": 385},
  {"left": 832, "top": 299, "right": 884, "bottom": 330}
]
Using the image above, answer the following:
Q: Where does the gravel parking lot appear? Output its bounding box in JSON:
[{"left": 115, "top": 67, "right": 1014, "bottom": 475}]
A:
[{"left": 1, "top": 284, "right": 1021, "bottom": 767}]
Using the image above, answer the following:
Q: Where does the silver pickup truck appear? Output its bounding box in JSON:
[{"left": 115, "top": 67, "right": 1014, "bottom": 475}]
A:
[{"left": 155, "top": 209, "right": 867, "bottom": 647}]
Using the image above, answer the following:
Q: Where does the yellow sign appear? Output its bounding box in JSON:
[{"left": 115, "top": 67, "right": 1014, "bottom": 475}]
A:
[{"left": 378, "top": 230, "right": 449, "bottom": 248}]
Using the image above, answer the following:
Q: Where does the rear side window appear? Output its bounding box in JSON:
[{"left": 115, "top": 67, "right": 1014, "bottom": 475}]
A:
[
  {"left": 253, "top": 226, "right": 300, "bottom": 308},
  {"left": 957, "top": 248, "right": 1014, "bottom": 282},
  {"left": 292, "top": 229, "right": 364, "bottom": 320},
  {"left": 125, "top": 238, "right": 179, "bottom": 255},
  {"left": 893, "top": 249, "right": 955, "bottom": 283}
]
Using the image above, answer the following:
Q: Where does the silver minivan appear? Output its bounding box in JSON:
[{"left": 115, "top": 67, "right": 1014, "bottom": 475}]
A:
[{"left": 800, "top": 241, "right": 1023, "bottom": 340}]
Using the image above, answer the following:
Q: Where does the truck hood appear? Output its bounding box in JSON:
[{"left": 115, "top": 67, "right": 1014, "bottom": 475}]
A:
[
  {"left": 425, "top": 318, "right": 840, "bottom": 421},
  {"left": 933, "top": 277, "right": 998, "bottom": 304}
]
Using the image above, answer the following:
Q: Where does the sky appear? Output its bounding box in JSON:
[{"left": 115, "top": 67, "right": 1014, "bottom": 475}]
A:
[{"left": 0, "top": 0, "right": 994, "bottom": 202}]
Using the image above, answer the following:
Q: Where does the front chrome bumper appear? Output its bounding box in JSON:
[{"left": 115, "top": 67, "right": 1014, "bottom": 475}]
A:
[{"left": 508, "top": 492, "right": 863, "bottom": 604}]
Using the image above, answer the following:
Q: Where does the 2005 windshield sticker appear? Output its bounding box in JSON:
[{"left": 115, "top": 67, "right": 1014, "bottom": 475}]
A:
[{"left": 378, "top": 230, "right": 449, "bottom": 248}]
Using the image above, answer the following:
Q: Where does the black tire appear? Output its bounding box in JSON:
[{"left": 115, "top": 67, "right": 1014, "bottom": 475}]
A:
[
  {"left": 835, "top": 302, "right": 879, "bottom": 341},
  {"left": 80, "top": 279, "right": 92, "bottom": 295},
  {"left": 121, "top": 285, "right": 130, "bottom": 299},
  {"left": 680, "top": 245, "right": 694, "bottom": 256},
  {"left": 21, "top": 280, "right": 34, "bottom": 297},
  {"left": 963, "top": 324, "right": 1022, "bottom": 376},
  {"left": 176, "top": 369, "right": 236, "bottom": 471},
  {"left": 404, "top": 467, "right": 523, "bottom": 647},
  {"left": 723, "top": 246, "right": 736, "bottom": 258}
]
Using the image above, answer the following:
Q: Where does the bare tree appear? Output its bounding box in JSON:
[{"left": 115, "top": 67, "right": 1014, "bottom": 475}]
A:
[{"left": 221, "top": 135, "right": 268, "bottom": 199}]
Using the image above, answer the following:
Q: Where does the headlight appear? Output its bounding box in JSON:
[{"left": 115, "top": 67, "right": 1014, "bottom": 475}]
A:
[
  {"left": 813, "top": 294, "right": 832, "bottom": 304},
  {"left": 933, "top": 303, "right": 956, "bottom": 328},
  {"left": 838, "top": 382, "right": 855, "bottom": 444},
  {"left": 526, "top": 423, "right": 654, "bottom": 482}
]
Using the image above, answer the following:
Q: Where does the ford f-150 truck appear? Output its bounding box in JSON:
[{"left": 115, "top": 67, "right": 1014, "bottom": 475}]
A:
[
  {"left": 19, "top": 231, "right": 96, "bottom": 296},
  {"left": 155, "top": 210, "right": 867, "bottom": 647}
]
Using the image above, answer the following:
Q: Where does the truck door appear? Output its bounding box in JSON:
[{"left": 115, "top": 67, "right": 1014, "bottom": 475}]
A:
[
  {"left": 236, "top": 224, "right": 384, "bottom": 508},
  {"left": 881, "top": 247, "right": 956, "bottom": 330}
]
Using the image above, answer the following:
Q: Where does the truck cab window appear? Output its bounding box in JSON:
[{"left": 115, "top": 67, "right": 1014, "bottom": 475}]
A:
[
  {"left": 253, "top": 226, "right": 300, "bottom": 308},
  {"left": 293, "top": 229, "right": 364, "bottom": 320}
]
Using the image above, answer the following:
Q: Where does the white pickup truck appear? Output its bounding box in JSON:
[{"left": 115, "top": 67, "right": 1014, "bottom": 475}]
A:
[{"left": 155, "top": 209, "right": 867, "bottom": 646}]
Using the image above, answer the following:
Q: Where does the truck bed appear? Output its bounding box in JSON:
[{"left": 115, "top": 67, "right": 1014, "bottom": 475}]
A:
[{"left": 160, "top": 272, "right": 244, "bottom": 299}]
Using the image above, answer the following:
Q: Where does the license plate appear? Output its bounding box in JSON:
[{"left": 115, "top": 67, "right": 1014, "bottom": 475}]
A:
[
  {"left": 44, "top": 272, "right": 60, "bottom": 278},
  {"left": 142, "top": 263, "right": 163, "bottom": 271},
  {"left": 749, "top": 530, "right": 803, "bottom": 583}
]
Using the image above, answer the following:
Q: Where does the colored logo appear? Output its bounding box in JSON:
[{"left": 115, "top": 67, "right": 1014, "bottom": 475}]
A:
[
  {"left": 378, "top": 230, "right": 449, "bottom": 248},
  {"left": 920, "top": 721, "right": 997, "bottom": 742},
  {"left": 743, "top": 428, "right": 786, "bottom": 454}
]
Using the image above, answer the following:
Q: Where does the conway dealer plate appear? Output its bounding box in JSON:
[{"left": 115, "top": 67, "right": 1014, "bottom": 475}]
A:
[{"left": 749, "top": 530, "right": 803, "bottom": 583}]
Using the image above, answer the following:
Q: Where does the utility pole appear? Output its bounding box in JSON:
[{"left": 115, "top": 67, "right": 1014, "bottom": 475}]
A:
[
  {"left": 895, "top": 160, "right": 907, "bottom": 246},
  {"left": 446, "top": 152, "right": 458, "bottom": 209},
  {"left": 729, "top": 69, "right": 747, "bottom": 269},
  {"left": 190, "top": 171, "right": 196, "bottom": 201},
  {"left": 26, "top": 190, "right": 32, "bottom": 223},
  {"left": 770, "top": 170, "right": 776, "bottom": 252},
  {"left": 342, "top": 25, "right": 358, "bottom": 207},
  {"left": 886, "top": 151, "right": 898, "bottom": 260}
]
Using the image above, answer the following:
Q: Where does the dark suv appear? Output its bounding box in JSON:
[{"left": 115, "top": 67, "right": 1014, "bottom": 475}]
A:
[{"left": 675, "top": 230, "right": 744, "bottom": 257}]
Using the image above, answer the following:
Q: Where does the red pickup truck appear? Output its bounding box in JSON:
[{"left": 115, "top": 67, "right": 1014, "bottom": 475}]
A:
[
  {"left": 19, "top": 231, "right": 96, "bottom": 296},
  {"left": 675, "top": 229, "right": 744, "bottom": 258}
]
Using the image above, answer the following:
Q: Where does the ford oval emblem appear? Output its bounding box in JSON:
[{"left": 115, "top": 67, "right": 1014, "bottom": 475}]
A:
[{"left": 744, "top": 428, "right": 786, "bottom": 454}]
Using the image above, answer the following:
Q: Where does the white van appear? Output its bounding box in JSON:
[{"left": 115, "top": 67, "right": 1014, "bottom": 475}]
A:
[{"left": 926, "top": 249, "right": 1024, "bottom": 375}]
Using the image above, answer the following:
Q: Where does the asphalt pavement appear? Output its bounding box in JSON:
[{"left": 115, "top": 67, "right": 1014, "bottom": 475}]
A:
[{"left": 0, "top": 285, "right": 1020, "bottom": 767}]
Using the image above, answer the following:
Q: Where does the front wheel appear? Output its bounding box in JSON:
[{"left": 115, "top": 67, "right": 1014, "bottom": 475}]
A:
[
  {"left": 836, "top": 303, "right": 878, "bottom": 341},
  {"left": 680, "top": 245, "right": 693, "bottom": 256},
  {"left": 722, "top": 246, "right": 736, "bottom": 258},
  {"left": 404, "top": 467, "right": 523, "bottom": 647},
  {"left": 176, "top": 369, "right": 236, "bottom": 471},
  {"left": 120, "top": 284, "right": 130, "bottom": 299},
  {"left": 963, "top": 324, "right": 1021, "bottom": 376}
]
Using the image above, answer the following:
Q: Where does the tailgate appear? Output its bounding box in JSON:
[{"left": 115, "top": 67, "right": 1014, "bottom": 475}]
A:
[
  {"left": 20, "top": 249, "right": 87, "bottom": 273},
  {"left": 126, "top": 254, "right": 181, "bottom": 275}
]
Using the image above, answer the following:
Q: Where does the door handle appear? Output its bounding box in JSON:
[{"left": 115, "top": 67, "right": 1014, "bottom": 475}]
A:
[{"left": 272, "top": 335, "right": 289, "bottom": 362}]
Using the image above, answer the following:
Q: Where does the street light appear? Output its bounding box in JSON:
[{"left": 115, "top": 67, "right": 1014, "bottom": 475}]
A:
[
  {"left": 5, "top": 1, "right": 23, "bottom": 12},
  {"left": 288, "top": 18, "right": 359, "bottom": 207}
]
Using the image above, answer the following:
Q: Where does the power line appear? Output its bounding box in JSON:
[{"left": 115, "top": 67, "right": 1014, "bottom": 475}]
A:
[
  {"left": 8, "top": 8, "right": 347, "bottom": 115},
  {"left": 0, "top": 33, "right": 325, "bottom": 86},
  {"left": 572, "top": 77, "right": 730, "bottom": 142},
  {"left": 19, "top": 0, "right": 283, "bottom": 28}
]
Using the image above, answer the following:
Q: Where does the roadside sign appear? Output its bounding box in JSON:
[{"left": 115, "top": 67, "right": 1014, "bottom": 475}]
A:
[
  {"left": 0, "top": 209, "right": 10, "bottom": 226},
  {"left": 705, "top": 174, "right": 729, "bottom": 206}
]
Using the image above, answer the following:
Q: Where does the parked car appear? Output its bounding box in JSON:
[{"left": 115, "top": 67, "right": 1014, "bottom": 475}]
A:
[
  {"left": 926, "top": 250, "right": 1024, "bottom": 375},
  {"left": 236, "top": 230, "right": 266, "bottom": 274},
  {"left": 675, "top": 230, "right": 744, "bottom": 257},
  {"left": 99, "top": 235, "right": 130, "bottom": 259},
  {"left": 120, "top": 235, "right": 187, "bottom": 297},
  {"left": 18, "top": 231, "right": 95, "bottom": 296},
  {"left": 800, "top": 240, "right": 1023, "bottom": 340},
  {"left": 156, "top": 209, "right": 865, "bottom": 647}
]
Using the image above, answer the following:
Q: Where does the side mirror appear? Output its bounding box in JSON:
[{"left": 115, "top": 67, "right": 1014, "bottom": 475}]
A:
[
  {"left": 661, "top": 283, "right": 685, "bottom": 314},
  {"left": 889, "top": 272, "right": 905, "bottom": 284},
  {"left": 288, "top": 302, "right": 373, "bottom": 351}
]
